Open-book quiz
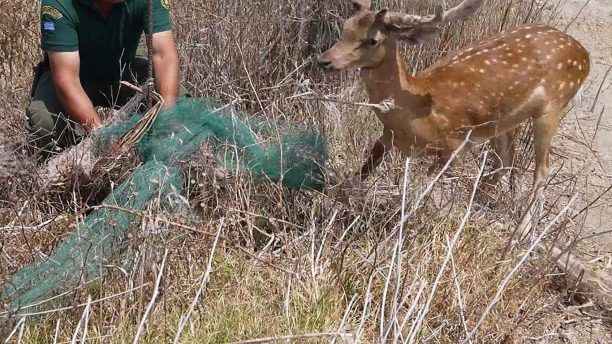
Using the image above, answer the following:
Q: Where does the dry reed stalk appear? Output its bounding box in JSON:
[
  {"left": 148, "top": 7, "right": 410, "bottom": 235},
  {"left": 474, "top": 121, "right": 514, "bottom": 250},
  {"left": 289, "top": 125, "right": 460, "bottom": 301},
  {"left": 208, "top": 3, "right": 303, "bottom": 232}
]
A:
[
  {"left": 132, "top": 249, "right": 168, "bottom": 344},
  {"left": 232, "top": 332, "right": 356, "bottom": 344},
  {"left": 70, "top": 295, "right": 92, "bottom": 344},
  {"left": 465, "top": 195, "right": 579, "bottom": 342},
  {"left": 173, "top": 219, "right": 224, "bottom": 344}
]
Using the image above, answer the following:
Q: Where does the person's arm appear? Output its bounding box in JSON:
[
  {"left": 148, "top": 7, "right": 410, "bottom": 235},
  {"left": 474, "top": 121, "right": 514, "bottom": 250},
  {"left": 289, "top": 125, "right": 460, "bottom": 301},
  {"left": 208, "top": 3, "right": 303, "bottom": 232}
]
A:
[
  {"left": 48, "top": 51, "right": 101, "bottom": 132},
  {"left": 151, "top": 30, "right": 180, "bottom": 108}
]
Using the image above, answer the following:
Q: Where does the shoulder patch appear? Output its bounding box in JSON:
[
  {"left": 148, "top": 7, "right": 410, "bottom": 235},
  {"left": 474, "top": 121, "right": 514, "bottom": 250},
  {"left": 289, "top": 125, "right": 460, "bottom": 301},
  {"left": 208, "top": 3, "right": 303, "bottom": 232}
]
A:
[
  {"left": 43, "top": 21, "right": 56, "bottom": 31},
  {"left": 161, "top": 0, "right": 169, "bottom": 10},
  {"left": 41, "top": 6, "right": 63, "bottom": 20}
]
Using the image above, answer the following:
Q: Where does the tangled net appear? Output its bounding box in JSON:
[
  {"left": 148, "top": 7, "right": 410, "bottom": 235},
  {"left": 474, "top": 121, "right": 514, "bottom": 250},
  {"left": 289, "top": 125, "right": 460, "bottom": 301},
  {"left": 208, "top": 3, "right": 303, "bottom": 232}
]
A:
[{"left": 3, "top": 98, "right": 326, "bottom": 314}]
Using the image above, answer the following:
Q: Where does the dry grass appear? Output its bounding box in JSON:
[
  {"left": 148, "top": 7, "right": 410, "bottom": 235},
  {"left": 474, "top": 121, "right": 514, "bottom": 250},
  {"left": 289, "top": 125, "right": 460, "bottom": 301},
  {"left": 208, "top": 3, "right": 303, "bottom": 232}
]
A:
[{"left": 1, "top": 0, "right": 610, "bottom": 342}]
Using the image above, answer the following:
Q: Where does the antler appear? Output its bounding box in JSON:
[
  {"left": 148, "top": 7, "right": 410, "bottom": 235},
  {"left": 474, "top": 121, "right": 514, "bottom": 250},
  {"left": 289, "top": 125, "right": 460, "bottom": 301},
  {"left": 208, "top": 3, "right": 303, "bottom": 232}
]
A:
[
  {"left": 384, "top": 0, "right": 483, "bottom": 28},
  {"left": 383, "top": 9, "right": 443, "bottom": 28},
  {"left": 442, "top": 0, "right": 483, "bottom": 22}
]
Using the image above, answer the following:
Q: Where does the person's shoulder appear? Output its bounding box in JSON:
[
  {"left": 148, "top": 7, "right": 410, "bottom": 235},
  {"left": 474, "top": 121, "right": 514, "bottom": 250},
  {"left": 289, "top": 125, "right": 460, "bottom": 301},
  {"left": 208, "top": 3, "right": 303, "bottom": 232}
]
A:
[
  {"left": 129, "top": 0, "right": 170, "bottom": 10},
  {"left": 127, "top": 0, "right": 148, "bottom": 8},
  {"left": 41, "top": 0, "right": 70, "bottom": 7},
  {"left": 41, "top": 0, "right": 75, "bottom": 18}
]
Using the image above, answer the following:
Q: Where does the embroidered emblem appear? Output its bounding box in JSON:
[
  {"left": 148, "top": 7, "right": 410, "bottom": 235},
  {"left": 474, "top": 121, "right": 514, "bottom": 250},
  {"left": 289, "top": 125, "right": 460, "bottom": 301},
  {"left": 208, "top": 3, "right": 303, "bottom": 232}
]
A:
[
  {"left": 161, "top": 0, "right": 169, "bottom": 10},
  {"left": 41, "top": 6, "right": 63, "bottom": 20},
  {"left": 43, "top": 21, "right": 55, "bottom": 31}
]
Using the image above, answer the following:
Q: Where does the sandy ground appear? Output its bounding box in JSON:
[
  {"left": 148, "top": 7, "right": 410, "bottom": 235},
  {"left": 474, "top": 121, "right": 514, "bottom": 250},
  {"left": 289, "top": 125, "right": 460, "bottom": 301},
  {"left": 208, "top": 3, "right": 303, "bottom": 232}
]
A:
[
  {"left": 545, "top": 1, "right": 612, "bottom": 342},
  {"left": 562, "top": 0, "right": 612, "bottom": 249}
]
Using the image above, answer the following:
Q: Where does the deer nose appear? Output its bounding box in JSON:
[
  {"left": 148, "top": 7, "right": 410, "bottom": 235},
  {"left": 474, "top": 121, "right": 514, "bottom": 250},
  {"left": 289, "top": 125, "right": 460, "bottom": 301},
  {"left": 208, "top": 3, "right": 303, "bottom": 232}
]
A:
[{"left": 317, "top": 57, "right": 332, "bottom": 69}]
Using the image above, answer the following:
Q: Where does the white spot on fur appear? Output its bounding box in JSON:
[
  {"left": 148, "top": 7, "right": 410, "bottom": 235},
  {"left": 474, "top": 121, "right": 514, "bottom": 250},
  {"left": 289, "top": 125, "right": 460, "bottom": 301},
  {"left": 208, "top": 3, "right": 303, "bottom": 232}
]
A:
[{"left": 532, "top": 85, "right": 546, "bottom": 98}]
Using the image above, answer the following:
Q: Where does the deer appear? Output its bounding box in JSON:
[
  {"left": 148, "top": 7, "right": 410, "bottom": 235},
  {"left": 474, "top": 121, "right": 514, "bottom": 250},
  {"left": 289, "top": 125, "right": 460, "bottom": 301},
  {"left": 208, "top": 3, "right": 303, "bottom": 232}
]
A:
[{"left": 317, "top": 0, "right": 590, "bottom": 231}]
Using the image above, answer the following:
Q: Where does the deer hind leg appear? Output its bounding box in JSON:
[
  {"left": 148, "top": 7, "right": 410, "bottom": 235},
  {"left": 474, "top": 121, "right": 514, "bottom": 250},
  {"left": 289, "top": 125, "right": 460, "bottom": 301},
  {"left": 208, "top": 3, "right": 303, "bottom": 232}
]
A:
[
  {"left": 516, "top": 111, "right": 560, "bottom": 238},
  {"left": 530, "top": 113, "right": 559, "bottom": 202}
]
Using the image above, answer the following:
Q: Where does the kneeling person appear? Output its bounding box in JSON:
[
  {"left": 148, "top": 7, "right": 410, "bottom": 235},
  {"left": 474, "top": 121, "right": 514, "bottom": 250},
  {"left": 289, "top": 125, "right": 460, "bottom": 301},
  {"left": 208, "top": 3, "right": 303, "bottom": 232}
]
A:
[{"left": 27, "top": 0, "right": 186, "bottom": 159}]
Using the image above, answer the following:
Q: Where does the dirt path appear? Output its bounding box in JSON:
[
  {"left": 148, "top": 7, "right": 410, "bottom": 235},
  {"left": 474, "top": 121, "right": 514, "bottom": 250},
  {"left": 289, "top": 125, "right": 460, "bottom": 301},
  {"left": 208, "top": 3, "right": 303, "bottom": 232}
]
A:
[
  {"left": 549, "top": 1, "right": 612, "bottom": 342},
  {"left": 562, "top": 0, "right": 612, "bottom": 249}
]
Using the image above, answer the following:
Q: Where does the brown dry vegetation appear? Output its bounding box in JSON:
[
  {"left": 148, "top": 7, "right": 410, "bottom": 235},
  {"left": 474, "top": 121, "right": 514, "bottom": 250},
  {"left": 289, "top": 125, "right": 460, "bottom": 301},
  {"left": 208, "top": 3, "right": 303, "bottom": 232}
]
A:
[{"left": 1, "top": 0, "right": 610, "bottom": 343}]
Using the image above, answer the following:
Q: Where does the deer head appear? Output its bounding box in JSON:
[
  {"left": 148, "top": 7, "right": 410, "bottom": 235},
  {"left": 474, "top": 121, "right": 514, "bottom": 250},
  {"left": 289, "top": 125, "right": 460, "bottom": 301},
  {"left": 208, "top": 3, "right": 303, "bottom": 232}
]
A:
[{"left": 317, "top": 0, "right": 483, "bottom": 70}]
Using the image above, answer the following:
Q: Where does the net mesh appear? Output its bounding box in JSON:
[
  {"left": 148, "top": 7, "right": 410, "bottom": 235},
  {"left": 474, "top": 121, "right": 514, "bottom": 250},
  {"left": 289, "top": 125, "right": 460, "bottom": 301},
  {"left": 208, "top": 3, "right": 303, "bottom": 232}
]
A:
[{"left": 3, "top": 98, "right": 326, "bottom": 313}]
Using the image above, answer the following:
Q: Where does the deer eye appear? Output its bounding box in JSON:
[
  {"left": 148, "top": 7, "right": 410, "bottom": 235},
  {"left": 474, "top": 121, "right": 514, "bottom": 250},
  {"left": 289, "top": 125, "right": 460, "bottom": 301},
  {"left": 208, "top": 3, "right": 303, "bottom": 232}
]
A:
[{"left": 364, "top": 38, "right": 378, "bottom": 46}]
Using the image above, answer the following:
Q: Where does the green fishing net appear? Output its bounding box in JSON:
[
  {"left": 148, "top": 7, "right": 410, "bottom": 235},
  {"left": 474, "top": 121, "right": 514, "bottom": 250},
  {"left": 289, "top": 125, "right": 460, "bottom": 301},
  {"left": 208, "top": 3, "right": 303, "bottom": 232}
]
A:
[{"left": 3, "top": 98, "right": 326, "bottom": 314}]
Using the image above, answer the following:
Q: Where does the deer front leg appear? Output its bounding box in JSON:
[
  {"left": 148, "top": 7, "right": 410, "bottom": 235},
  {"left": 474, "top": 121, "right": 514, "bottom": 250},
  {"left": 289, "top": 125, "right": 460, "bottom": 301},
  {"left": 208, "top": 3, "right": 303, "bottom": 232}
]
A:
[
  {"left": 357, "top": 133, "right": 390, "bottom": 181},
  {"left": 477, "top": 130, "right": 517, "bottom": 207},
  {"left": 426, "top": 137, "right": 473, "bottom": 177},
  {"left": 333, "top": 133, "right": 390, "bottom": 205},
  {"left": 484, "top": 130, "right": 517, "bottom": 189}
]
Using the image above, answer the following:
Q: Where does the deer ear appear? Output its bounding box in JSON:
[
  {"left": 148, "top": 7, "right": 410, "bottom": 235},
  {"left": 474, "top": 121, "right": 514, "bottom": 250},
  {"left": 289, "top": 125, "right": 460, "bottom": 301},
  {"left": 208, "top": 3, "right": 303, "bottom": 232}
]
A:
[
  {"left": 351, "top": 0, "right": 372, "bottom": 12},
  {"left": 374, "top": 9, "right": 388, "bottom": 22},
  {"left": 394, "top": 25, "right": 440, "bottom": 45}
]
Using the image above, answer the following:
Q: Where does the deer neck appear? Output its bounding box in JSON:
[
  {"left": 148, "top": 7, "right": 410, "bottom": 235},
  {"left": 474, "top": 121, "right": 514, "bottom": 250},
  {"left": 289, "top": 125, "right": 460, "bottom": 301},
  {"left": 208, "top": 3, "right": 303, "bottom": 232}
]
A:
[
  {"left": 360, "top": 41, "right": 428, "bottom": 108},
  {"left": 360, "top": 40, "right": 432, "bottom": 126}
]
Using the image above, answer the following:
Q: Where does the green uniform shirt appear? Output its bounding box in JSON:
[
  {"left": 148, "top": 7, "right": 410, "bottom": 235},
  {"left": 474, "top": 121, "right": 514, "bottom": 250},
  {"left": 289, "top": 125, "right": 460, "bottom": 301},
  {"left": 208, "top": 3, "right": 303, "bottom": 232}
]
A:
[{"left": 40, "top": 0, "right": 171, "bottom": 81}]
